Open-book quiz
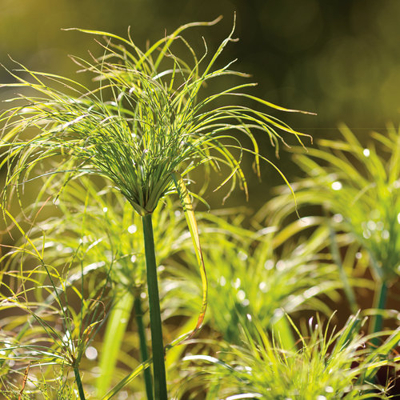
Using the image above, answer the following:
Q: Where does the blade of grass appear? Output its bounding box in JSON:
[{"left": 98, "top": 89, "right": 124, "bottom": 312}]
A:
[
  {"left": 102, "top": 357, "right": 153, "bottom": 400},
  {"left": 271, "top": 315, "right": 296, "bottom": 350},
  {"left": 172, "top": 171, "right": 207, "bottom": 337},
  {"left": 101, "top": 330, "right": 194, "bottom": 399},
  {"left": 364, "top": 327, "right": 400, "bottom": 382},
  {"left": 96, "top": 291, "right": 135, "bottom": 397}
]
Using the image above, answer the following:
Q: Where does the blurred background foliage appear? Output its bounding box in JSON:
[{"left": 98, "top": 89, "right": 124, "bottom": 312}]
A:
[
  {"left": 1, "top": 0, "right": 400, "bottom": 215},
  {"left": 2, "top": 2, "right": 400, "bottom": 397}
]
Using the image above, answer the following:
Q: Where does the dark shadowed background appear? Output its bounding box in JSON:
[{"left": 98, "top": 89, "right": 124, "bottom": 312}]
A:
[{"left": 1, "top": 0, "right": 400, "bottom": 211}]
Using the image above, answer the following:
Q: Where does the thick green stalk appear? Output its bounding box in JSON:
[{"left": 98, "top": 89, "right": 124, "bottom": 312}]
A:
[
  {"left": 134, "top": 291, "right": 154, "bottom": 400},
  {"left": 142, "top": 213, "right": 168, "bottom": 400},
  {"left": 74, "top": 367, "right": 86, "bottom": 400},
  {"left": 370, "top": 280, "right": 389, "bottom": 343}
]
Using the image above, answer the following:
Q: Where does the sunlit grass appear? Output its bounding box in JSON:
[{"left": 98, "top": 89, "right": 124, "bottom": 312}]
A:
[
  {"left": 0, "top": 16, "right": 310, "bottom": 217},
  {"left": 178, "top": 314, "right": 400, "bottom": 399},
  {"left": 0, "top": 176, "right": 194, "bottom": 397},
  {"left": 0, "top": 244, "right": 108, "bottom": 399},
  {"left": 0, "top": 15, "right": 312, "bottom": 398},
  {"left": 161, "top": 211, "right": 349, "bottom": 353},
  {"left": 263, "top": 124, "right": 400, "bottom": 337}
]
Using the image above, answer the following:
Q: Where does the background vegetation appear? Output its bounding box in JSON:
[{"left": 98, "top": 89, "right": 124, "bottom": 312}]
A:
[
  {"left": 1, "top": 1, "right": 400, "bottom": 399},
  {"left": 1, "top": 0, "right": 400, "bottom": 213}
]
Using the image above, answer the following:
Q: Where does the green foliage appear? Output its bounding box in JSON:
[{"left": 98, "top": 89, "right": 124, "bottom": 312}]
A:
[
  {"left": 162, "top": 212, "right": 344, "bottom": 346},
  {"left": 2, "top": 15, "right": 400, "bottom": 400},
  {"left": 179, "top": 315, "right": 399, "bottom": 399},
  {"left": 288, "top": 124, "right": 400, "bottom": 283},
  {"left": 0, "top": 177, "right": 192, "bottom": 396},
  {"left": 20, "top": 177, "right": 187, "bottom": 291},
  {"left": 0, "top": 17, "right": 308, "bottom": 217},
  {"left": 1, "top": 17, "right": 312, "bottom": 398},
  {"left": 0, "top": 363, "right": 76, "bottom": 399},
  {"left": 264, "top": 124, "right": 400, "bottom": 336},
  {"left": 0, "top": 247, "right": 103, "bottom": 399}
]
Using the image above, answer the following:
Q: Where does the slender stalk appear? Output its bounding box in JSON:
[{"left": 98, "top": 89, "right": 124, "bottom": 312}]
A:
[
  {"left": 142, "top": 213, "right": 168, "bottom": 400},
  {"left": 134, "top": 291, "right": 154, "bottom": 400},
  {"left": 74, "top": 367, "right": 86, "bottom": 400},
  {"left": 370, "top": 280, "right": 389, "bottom": 344},
  {"left": 323, "top": 209, "right": 358, "bottom": 314},
  {"left": 327, "top": 224, "right": 358, "bottom": 314}
]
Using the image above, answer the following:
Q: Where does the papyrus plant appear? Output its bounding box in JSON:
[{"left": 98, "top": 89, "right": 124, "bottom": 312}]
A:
[
  {"left": 264, "top": 125, "right": 400, "bottom": 340},
  {"left": 17, "top": 177, "right": 190, "bottom": 397},
  {"left": 162, "top": 211, "right": 344, "bottom": 349},
  {"left": 0, "top": 17, "right": 310, "bottom": 399},
  {"left": 180, "top": 314, "right": 400, "bottom": 399},
  {"left": 0, "top": 216, "right": 111, "bottom": 399}
]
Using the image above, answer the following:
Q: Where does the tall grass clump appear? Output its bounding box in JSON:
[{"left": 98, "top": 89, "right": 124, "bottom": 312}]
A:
[
  {"left": 263, "top": 125, "right": 400, "bottom": 339},
  {"left": 162, "top": 210, "right": 345, "bottom": 349},
  {"left": 0, "top": 220, "right": 109, "bottom": 399},
  {"left": 179, "top": 314, "right": 400, "bottom": 399},
  {"left": 0, "top": 16, "right": 311, "bottom": 398},
  {"left": 3, "top": 177, "right": 190, "bottom": 397}
]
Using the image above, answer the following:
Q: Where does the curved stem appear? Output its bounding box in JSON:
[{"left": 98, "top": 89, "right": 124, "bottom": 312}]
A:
[
  {"left": 142, "top": 213, "right": 168, "bottom": 400},
  {"left": 134, "top": 292, "right": 154, "bottom": 400}
]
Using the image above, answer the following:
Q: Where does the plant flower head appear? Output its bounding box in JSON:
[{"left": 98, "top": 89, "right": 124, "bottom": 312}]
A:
[{"left": 0, "top": 16, "right": 311, "bottom": 216}]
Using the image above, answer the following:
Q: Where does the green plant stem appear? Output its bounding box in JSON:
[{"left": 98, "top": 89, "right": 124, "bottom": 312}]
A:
[
  {"left": 371, "top": 280, "right": 389, "bottom": 343},
  {"left": 134, "top": 291, "right": 154, "bottom": 400},
  {"left": 142, "top": 213, "right": 168, "bottom": 400},
  {"left": 74, "top": 367, "right": 86, "bottom": 400},
  {"left": 327, "top": 225, "right": 358, "bottom": 314}
]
